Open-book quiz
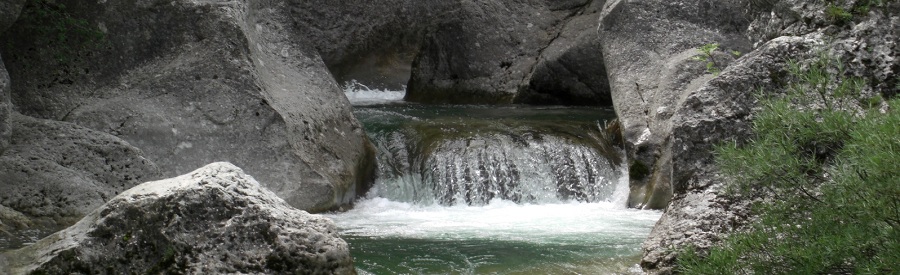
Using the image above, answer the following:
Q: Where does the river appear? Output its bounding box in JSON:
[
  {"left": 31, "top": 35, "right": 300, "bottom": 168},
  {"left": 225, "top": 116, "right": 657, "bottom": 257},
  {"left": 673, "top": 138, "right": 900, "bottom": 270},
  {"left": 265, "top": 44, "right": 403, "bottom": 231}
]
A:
[{"left": 327, "top": 84, "right": 661, "bottom": 274}]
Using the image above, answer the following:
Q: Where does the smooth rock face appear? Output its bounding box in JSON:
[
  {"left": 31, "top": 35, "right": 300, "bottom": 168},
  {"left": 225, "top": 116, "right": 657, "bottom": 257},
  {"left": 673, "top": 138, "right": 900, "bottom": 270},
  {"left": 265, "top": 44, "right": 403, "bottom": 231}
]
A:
[
  {"left": 0, "top": 113, "right": 159, "bottom": 227},
  {"left": 518, "top": 0, "right": 610, "bottom": 106},
  {"left": 0, "top": 0, "right": 375, "bottom": 212},
  {"left": 406, "top": 0, "right": 608, "bottom": 104},
  {"left": 596, "top": 0, "right": 751, "bottom": 209},
  {"left": 289, "top": 0, "right": 440, "bottom": 90},
  {"left": 0, "top": 162, "right": 355, "bottom": 274}
]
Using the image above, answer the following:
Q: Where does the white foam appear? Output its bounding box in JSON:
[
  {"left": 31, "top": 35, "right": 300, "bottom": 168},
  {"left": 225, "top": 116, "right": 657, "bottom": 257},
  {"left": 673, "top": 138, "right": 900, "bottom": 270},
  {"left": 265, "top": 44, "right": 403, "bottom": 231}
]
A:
[
  {"left": 343, "top": 80, "right": 406, "bottom": 105},
  {"left": 325, "top": 198, "right": 661, "bottom": 245}
]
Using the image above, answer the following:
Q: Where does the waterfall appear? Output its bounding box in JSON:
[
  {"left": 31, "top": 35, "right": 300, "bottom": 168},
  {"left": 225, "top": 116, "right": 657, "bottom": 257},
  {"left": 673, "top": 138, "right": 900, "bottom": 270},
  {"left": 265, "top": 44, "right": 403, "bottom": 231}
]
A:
[{"left": 356, "top": 105, "right": 623, "bottom": 206}]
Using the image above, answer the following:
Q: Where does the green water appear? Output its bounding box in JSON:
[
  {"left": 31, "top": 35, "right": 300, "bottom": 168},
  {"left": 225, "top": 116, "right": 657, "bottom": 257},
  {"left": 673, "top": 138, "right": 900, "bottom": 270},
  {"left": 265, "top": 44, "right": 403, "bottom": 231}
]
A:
[{"left": 334, "top": 96, "right": 660, "bottom": 274}]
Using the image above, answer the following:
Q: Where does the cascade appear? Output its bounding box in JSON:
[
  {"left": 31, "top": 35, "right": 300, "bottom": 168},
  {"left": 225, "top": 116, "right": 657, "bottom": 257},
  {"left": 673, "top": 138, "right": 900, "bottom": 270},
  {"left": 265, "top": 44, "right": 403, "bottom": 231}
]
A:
[{"left": 332, "top": 85, "right": 661, "bottom": 274}]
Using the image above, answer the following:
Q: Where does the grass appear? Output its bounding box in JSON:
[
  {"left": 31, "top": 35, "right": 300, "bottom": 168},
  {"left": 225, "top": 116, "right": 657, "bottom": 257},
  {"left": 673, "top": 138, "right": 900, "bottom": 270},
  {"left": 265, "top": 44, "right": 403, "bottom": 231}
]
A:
[{"left": 676, "top": 54, "right": 899, "bottom": 274}]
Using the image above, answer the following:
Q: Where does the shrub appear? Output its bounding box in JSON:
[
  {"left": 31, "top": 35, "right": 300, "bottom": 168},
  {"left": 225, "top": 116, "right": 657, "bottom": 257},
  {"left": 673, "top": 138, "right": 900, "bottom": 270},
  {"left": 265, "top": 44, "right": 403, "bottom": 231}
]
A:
[{"left": 677, "top": 54, "right": 899, "bottom": 274}]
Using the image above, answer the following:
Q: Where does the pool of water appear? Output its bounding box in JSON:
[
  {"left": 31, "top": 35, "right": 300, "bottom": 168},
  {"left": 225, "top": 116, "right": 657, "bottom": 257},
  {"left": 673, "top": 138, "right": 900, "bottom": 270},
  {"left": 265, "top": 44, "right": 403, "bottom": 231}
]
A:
[
  {"left": 326, "top": 197, "right": 661, "bottom": 274},
  {"left": 335, "top": 86, "right": 661, "bottom": 274}
]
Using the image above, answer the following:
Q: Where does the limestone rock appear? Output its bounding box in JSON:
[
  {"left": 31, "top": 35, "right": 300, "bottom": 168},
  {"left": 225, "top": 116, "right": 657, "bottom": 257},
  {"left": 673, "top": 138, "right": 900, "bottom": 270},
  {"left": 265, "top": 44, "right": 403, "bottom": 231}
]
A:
[
  {"left": 406, "top": 0, "right": 601, "bottom": 104},
  {"left": 0, "top": 55, "right": 9, "bottom": 154},
  {"left": 0, "top": 113, "right": 159, "bottom": 227},
  {"left": 0, "top": 0, "right": 25, "bottom": 31},
  {"left": 518, "top": 0, "right": 611, "bottom": 106},
  {"left": 640, "top": 36, "right": 821, "bottom": 272},
  {"left": 0, "top": 0, "right": 375, "bottom": 212},
  {"left": 596, "top": 0, "right": 751, "bottom": 209},
  {"left": 0, "top": 162, "right": 355, "bottom": 274}
]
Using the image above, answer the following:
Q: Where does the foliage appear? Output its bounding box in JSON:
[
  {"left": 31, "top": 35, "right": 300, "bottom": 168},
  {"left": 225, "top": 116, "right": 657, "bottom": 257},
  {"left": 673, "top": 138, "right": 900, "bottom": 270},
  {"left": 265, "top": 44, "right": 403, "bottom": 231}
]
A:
[
  {"left": 677, "top": 54, "right": 899, "bottom": 274},
  {"left": 826, "top": 4, "right": 853, "bottom": 24},
  {"left": 693, "top": 43, "right": 722, "bottom": 75},
  {"left": 14, "top": 0, "right": 105, "bottom": 64},
  {"left": 693, "top": 43, "right": 742, "bottom": 76}
]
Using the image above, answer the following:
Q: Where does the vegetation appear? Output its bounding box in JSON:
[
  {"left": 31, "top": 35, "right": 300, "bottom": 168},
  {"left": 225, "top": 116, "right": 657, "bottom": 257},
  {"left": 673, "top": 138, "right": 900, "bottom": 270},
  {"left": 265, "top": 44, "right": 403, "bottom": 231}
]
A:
[
  {"left": 693, "top": 43, "right": 742, "bottom": 76},
  {"left": 677, "top": 54, "right": 899, "bottom": 274}
]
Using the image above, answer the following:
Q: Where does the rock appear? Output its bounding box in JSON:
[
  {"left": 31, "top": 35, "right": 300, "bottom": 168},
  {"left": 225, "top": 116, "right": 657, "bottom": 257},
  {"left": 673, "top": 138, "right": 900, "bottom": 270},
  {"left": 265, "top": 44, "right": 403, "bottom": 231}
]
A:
[
  {"left": 0, "top": 54, "right": 9, "bottom": 154},
  {"left": 0, "top": 113, "right": 159, "bottom": 228},
  {"left": 640, "top": 1, "right": 900, "bottom": 271},
  {"left": 406, "top": 0, "right": 603, "bottom": 104},
  {"left": 0, "top": 0, "right": 375, "bottom": 212},
  {"left": 289, "top": 0, "right": 440, "bottom": 90},
  {"left": 0, "top": 0, "right": 25, "bottom": 31},
  {"left": 640, "top": 36, "right": 822, "bottom": 272},
  {"left": 518, "top": 0, "right": 612, "bottom": 106},
  {"left": 746, "top": 0, "right": 900, "bottom": 97},
  {"left": 0, "top": 162, "right": 355, "bottom": 274},
  {"left": 596, "top": 0, "right": 752, "bottom": 209}
]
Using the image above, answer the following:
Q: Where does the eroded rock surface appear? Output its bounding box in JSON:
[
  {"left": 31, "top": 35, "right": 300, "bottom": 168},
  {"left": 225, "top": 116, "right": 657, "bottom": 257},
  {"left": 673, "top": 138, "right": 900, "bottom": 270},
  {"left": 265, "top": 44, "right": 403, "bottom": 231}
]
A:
[
  {"left": 0, "top": 162, "right": 354, "bottom": 274},
  {"left": 0, "top": 0, "right": 375, "bottom": 212},
  {"left": 597, "top": 0, "right": 751, "bottom": 209},
  {"left": 641, "top": 36, "right": 821, "bottom": 272},
  {"left": 0, "top": 113, "right": 159, "bottom": 227}
]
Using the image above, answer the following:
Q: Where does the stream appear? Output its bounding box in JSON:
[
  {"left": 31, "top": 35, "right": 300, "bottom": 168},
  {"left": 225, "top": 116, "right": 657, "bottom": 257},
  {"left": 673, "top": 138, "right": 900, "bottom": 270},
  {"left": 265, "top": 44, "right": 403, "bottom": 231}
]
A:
[{"left": 327, "top": 84, "right": 662, "bottom": 274}]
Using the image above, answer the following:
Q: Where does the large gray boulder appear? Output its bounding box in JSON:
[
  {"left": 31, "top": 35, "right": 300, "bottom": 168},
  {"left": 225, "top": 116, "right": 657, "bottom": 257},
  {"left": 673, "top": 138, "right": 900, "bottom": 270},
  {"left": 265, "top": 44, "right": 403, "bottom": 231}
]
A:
[
  {"left": 0, "top": 113, "right": 159, "bottom": 231},
  {"left": 640, "top": 36, "right": 821, "bottom": 273},
  {"left": 596, "top": 0, "right": 751, "bottom": 209},
  {"left": 289, "top": 0, "right": 441, "bottom": 90},
  {"left": 640, "top": 0, "right": 899, "bottom": 271},
  {"left": 518, "top": 0, "right": 611, "bottom": 106},
  {"left": 0, "top": 0, "right": 375, "bottom": 212},
  {"left": 0, "top": 162, "right": 355, "bottom": 274},
  {"left": 405, "top": 0, "right": 609, "bottom": 104}
]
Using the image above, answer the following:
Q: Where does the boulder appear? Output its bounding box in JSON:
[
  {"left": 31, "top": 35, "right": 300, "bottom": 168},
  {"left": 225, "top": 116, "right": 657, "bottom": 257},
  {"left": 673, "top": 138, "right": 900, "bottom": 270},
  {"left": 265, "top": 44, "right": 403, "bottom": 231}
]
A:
[
  {"left": 640, "top": 36, "right": 821, "bottom": 272},
  {"left": 0, "top": 0, "right": 375, "bottom": 212},
  {"left": 0, "top": 162, "right": 355, "bottom": 274},
  {"left": 0, "top": 113, "right": 159, "bottom": 230},
  {"left": 0, "top": 0, "right": 25, "bottom": 31},
  {"left": 596, "top": 0, "right": 751, "bottom": 209},
  {"left": 518, "top": 0, "right": 612, "bottom": 106},
  {"left": 640, "top": 0, "right": 899, "bottom": 270},
  {"left": 0, "top": 55, "right": 9, "bottom": 154},
  {"left": 289, "top": 0, "right": 441, "bottom": 90},
  {"left": 406, "top": 0, "right": 605, "bottom": 104}
]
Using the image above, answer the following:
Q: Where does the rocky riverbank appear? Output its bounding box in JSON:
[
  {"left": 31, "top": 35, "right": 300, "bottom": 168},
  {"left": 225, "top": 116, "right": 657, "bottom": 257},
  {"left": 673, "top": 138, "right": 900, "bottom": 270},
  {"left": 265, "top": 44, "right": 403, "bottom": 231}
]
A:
[{"left": 0, "top": 0, "right": 896, "bottom": 273}]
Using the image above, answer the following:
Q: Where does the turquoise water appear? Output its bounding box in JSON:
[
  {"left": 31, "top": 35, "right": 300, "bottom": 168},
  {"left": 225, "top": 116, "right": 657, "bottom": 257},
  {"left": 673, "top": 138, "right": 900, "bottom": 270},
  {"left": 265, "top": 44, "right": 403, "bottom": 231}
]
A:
[
  {"left": 332, "top": 88, "right": 661, "bottom": 274},
  {"left": 326, "top": 198, "right": 660, "bottom": 274}
]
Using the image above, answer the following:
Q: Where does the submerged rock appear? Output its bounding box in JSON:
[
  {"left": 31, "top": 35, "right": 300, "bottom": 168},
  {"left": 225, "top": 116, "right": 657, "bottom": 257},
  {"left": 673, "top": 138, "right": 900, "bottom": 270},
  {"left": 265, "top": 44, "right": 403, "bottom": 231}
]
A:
[{"left": 0, "top": 162, "right": 355, "bottom": 274}]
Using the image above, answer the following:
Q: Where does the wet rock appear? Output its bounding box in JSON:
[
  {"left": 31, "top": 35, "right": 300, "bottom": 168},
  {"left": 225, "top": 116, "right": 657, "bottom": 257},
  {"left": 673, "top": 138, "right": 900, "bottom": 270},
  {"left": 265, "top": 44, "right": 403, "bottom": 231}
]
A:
[
  {"left": 0, "top": 113, "right": 159, "bottom": 229},
  {"left": 0, "top": 162, "right": 355, "bottom": 274},
  {"left": 0, "top": 0, "right": 375, "bottom": 212},
  {"left": 596, "top": 0, "right": 751, "bottom": 209}
]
